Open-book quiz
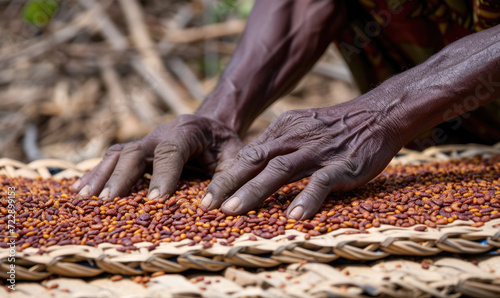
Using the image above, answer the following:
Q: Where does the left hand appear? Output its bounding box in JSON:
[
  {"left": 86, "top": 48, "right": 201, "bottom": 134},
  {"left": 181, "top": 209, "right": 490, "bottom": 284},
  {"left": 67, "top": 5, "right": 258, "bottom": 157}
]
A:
[
  {"left": 200, "top": 100, "right": 404, "bottom": 220},
  {"left": 71, "top": 114, "right": 243, "bottom": 200}
]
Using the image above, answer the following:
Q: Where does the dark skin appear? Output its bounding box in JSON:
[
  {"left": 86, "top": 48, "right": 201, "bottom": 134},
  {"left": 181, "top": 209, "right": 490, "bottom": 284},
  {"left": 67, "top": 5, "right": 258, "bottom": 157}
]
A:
[{"left": 72, "top": 0, "right": 500, "bottom": 220}]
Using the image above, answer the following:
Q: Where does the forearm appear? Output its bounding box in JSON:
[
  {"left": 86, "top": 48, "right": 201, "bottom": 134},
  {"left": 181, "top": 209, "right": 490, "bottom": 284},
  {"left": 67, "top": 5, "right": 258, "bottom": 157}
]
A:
[
  {"left": 196, "top": 0, "right": 344, "bottom": 135},
  {"left": 361, "top": 25, "right": 500, "bottom": 147}
]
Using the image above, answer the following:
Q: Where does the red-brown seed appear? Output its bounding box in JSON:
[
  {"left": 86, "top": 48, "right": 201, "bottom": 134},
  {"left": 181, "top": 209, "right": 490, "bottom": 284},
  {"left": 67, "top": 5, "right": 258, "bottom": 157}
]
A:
[
  {"left": 111, "top": 275, "right": 123, "bottom": 282},
  {"left": 3, "top": 154, "right": 500, "bottom": 252}
]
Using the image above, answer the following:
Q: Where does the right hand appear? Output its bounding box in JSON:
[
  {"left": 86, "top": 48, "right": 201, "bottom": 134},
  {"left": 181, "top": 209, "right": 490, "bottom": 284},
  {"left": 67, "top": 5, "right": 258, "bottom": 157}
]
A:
[
  {"left": 71, "top": 114, "right": 243, "bottom": 200},
  {"left": 200, "top": 101, "right": 403, "bottom": 219}
]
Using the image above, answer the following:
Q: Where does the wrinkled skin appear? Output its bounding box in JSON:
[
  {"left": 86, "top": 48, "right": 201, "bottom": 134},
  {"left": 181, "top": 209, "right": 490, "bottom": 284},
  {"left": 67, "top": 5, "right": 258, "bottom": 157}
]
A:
[
  {"left": 71, "top": 115, "right": 243, "bottom": 200},
  {"left": 73, "top": 0, "right": 500, "bottom": 220},
  {"left": 73, "top": 100, "right": 400, "bottom": 220},
  {"left": 203, "top": 101, "right": 401, "bottom": 220}
]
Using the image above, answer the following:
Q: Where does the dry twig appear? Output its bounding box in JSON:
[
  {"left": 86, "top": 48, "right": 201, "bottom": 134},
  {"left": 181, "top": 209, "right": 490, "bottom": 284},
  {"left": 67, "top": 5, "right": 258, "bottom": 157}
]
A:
[{"left": 119, "top": 0, "right": 195, "bottom": 115}]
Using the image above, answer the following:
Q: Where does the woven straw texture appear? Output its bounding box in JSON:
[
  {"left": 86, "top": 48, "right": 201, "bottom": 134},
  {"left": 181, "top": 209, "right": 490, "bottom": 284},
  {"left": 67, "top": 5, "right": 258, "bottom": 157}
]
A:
[
  {"left": 6, "top": 256, "right": 500, "bottom": 298},
  {"left": 1, "top": 143, "right": 500, "bottom": 297}
]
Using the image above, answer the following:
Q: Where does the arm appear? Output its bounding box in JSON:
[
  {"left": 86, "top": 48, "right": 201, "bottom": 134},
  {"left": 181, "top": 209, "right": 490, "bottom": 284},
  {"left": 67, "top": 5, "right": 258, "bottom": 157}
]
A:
[
  {"left": 197, "top": 0, "right": 345, "bottom": 135},
  {"left": 71, "top": 0, "right": 345, "bottom": 200},
  {"left": 380, "top": 25, "right": 500, "bottom": 144},
  {"left": 204, "top": 24, "right": 500, "bottom": 219}
]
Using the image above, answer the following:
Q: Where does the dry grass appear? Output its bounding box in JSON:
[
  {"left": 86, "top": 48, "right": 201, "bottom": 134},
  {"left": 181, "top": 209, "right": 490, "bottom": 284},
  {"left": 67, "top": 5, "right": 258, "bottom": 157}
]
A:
[{"left": 0, "top": 0, "right": 359, "bottom": 163}]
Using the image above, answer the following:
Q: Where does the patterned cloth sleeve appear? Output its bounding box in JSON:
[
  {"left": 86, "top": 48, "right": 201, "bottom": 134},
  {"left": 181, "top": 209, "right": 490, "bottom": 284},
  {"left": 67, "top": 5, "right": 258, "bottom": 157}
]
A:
[{"left": 333, "top": 0, "right": 500, "bottom": 149}]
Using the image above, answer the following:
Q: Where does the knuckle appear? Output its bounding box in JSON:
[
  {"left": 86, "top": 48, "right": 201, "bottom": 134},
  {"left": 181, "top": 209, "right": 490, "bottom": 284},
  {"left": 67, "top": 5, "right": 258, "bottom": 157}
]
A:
[
  {"left": 121, "top": 142, "right": 143, "bottom": 155},
  {"left": 176, "top": 114, "right": 196, "bottom": 126},
  {"left": 267, "top": 156, "right": 295, "bottom": 175},
  {"left": 264, "top": 110, "right": 304, "bottom": 137},
  {"left": 241, "top": 180, "right": 262, "bottom": 197},
  {"left": 311, "top": 171, "right": 333, "bottom": 189},
  {"left": 154, "top": 142, "right": 182, "bottom": 158},
  {"left": 85, "top": 169, "right": 104, "bottom": 182},
  {"left": 210, "top": 171, "right": 237, "bottom": 190},
  {"left": 339, "top": 159, "right": 359, "bottom": 177},
  {"left": 302, "top": 194, "right": 323, "bottom": 209},
  {"left": 278, "top": 110, "right": 301, "bottom": 124},
  {"left": 109, "top": 170, "right": 135, "bottom": 188},
  {"left": 79, "top": 171, "right": 91, "bottom": 182},
  {"left": 238, "top": 145, "right": 268, "bottom": 166},
  {"left": 147, "top": 123, "right": 171, "bottom": 140},
  {"left": 280, "top": 110, "right": 297, "bottom": 120},
  {"left": 210, "top": 173, "right": 233, "bottom": 190},
  {"left": 234, "top": 182, "right": 262, "bottom": 206},
  {"left": 104, "top": 144, "right": 124, "bottom": 157}
]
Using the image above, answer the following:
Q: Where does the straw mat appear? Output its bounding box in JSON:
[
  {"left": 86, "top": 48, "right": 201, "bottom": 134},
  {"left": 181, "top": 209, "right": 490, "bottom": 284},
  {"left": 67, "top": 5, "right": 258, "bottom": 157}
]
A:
[{"left": 1, "top": 144, "right": 500, "bottom": 297}]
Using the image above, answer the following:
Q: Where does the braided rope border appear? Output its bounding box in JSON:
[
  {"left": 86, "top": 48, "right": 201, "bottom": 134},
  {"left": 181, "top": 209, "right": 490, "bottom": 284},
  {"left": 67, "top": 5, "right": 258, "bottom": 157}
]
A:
[{"left": 6, "top": 257, "right": 500, "bottom": 298}]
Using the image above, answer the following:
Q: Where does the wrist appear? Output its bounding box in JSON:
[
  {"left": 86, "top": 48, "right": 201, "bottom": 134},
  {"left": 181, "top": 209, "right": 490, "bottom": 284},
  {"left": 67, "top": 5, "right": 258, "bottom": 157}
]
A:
[
  {"left": 195, "top": 85, "right": 241, "bottom": 134},
  {"left": 358, "top": 64, "right": 452, "bottom": 147},
  {"left": 196, "top": 79, "right": 260, "bottom": 136},
  {"left": 366, "top": 27, "right": 500, "bottom": 147},
  {"left": 344, "top": 85, "right": 414, "bottom": 149}
]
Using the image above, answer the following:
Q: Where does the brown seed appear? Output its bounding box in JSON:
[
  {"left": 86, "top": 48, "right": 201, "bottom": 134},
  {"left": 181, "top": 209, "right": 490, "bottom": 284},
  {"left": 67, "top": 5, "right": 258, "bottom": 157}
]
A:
[
  {"left": 436, "top": 218, "right": 448, "bottom": 225},
  {"left": 303, "top": 223, "right": 315, "bottom": 230},
  {"left": 360, "top": 203, "right": 373, "bottom": 212},
  {"left": 151, "top": 271, "right": 165, "bottom": 278},
  {"left": 4, "top": 154, "right": 500, "bottom": 252},
  {"left": 111, "top": 275, "right": 123, "bottom": 282},
  {"left": 46, "top": 283, "right": 59, "bottom": 290},
  {"left": 471, "top": 222, "right": 484, "bottom": 227}
]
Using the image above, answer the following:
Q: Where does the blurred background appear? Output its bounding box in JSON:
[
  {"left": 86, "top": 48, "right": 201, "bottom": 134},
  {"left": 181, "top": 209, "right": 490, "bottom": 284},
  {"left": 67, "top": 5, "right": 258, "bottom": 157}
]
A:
[{"left": 0, "top": 0, "right": 359, "bottom": 163}]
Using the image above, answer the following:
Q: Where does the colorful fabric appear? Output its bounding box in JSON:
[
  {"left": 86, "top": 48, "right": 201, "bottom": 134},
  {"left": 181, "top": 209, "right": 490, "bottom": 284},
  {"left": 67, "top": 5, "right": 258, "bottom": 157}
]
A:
[{"left": 334, "top": 0, "right": 500, "bottom": 149}]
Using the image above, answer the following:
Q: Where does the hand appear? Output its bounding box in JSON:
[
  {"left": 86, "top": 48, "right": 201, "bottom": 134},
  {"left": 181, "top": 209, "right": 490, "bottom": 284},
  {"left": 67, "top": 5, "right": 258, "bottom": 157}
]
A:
[
  {"left": 200, "top": 101, "right": 403, "bottom": 220},
  {"left": 71, "top": 114, "right": 243, "bottom": 200}
]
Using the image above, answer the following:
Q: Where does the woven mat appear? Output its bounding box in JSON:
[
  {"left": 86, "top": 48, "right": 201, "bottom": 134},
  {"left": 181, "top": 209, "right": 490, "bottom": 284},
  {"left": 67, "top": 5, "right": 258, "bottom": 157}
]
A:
[
  {"left": 5, "top": 256, "right": 500, "bottom": 298},
  {"left": 2, "top": 144, "right": 500, "bottom": 297}
]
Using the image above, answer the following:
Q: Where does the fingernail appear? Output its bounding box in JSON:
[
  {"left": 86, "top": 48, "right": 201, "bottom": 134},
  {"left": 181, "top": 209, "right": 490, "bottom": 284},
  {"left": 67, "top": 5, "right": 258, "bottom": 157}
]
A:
[
  {"left": 99, "top": 187, "right": 110, "bottom": 200},
  {"left": 223, "top": 197, "right": 241, "bottom": 212},
  {"left": 289, "top": 206, "right": 304, "bottom": 220},
  {"left": 200, "top": 193, "right": 213, "bottom": 210},
  {"left": 71, "top": 179, "right": 81, "bottom": 191},
  {"left": 78, "top": 185, "right": 91, "bottom": 197},
  {"left": 148, "top": 188, "right": 160, "bottom": 200}
]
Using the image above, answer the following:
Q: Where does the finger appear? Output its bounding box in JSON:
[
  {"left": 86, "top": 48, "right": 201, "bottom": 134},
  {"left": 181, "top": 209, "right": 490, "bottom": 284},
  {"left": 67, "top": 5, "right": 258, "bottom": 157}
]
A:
[
  {"left": 201, "top": 141, "right": 297, "bottom": 211},
  {"left": 71, "top": 168, "right": 95, "bottom": 193},
  {"left": 286, "top": 166, "right": 338, "bottom": 220},
  {"left": 247, "top": 110, "right": 303, "bottom": 146},
  {"left": 101, "top": 142, "right": 149, "bottom": 200},
  {"left": 72, "top": 144, "right": 124, "bottom": 197},
  {"left": 220, "top": 153, "right": 308, "bottom": 215},
  {"left": 147, "top": 139, "right": 190, "bottom": 200}
]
